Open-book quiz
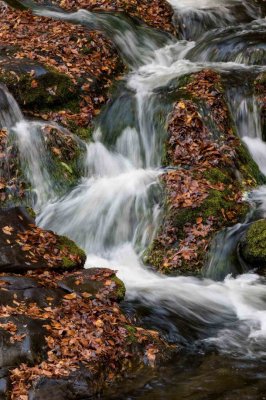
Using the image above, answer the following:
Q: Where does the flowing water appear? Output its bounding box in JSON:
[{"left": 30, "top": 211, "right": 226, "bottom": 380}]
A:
[{"left": 1, "top": 0, "right": 266, "bottom": 398}]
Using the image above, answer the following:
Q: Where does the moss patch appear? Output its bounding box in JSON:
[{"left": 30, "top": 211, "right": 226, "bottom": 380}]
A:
[
  {"left": 0, "top": 63, "right": 78, "bottom": 111},
  {"left": 111, "top": 275, "right": 126, "bottom": 301},
  {"left": 58, "top": 235, "right": 86, "bottom": 269}
]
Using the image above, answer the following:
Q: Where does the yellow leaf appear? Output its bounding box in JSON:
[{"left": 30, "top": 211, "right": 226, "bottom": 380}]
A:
[{"left": 177, "top": 101, "right": 186, "bottom": 109}]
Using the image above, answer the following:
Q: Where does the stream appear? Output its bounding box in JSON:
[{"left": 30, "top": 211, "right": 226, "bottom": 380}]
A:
[{"left": 1, "top": 0, "right": 266, "bottom": 398}]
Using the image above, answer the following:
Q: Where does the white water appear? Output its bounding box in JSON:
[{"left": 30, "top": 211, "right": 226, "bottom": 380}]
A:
[
  {"left": 2, "top": 0, "right": 266, "bottom": 358},
  {"left": 168, "top": 0, "right": 260, "bottom": 40},
  {"left": 228, "top": 83, "right": 266, "bottom": 174},
  {"left": 168, "top": 0, "right": 253, "bottom": 11},
  {"left": 12, "top": 120, "right": 57, "bottom": 207}
]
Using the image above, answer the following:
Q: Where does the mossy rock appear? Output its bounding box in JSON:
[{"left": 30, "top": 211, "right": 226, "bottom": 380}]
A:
[
  {"left": 0, "top": 207, "right": 86, "bottom": 273},
  {"left": 240, "top": 220, "right": 266, "bottom": 269},
  {"left": 0, "top": 58, "right": 78, "bottom": 110},
  {"left": 145, "top": 69, "right": 265, "bottom": 275},
  {"left": 0, "top": 123, "right": 86, "bottom": 208},
  {"left": 65, "top": 120, "right": 94, "bottom": 141}
]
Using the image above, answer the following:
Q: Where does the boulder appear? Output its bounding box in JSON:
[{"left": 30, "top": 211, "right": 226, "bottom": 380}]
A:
[
  {"left": 0, "top": 266, "right": 169, "bottom": 399},
  {"left": 144, "top": 70, "right": 265, "bottom": 275},
  {"left": 0, "top": 207, "right": 86, "bottom": 272}
]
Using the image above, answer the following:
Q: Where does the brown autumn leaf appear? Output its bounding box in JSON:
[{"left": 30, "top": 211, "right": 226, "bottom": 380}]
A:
[
  {"left": 21, "top": 245, "right": 32, "bottom": 251},
  {"left": 31, "top": 79, "right": 38, "bottom": 88},
  {"left": 81, "top": 292, "right": 92, "bottom": 298}
]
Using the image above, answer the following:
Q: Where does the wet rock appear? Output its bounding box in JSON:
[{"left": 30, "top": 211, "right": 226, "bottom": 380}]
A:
[
  {"left": 0, "top": 368, "right": 10, "bottom": 400},
  {"left": 240, "top": 220, "right": 266, "bottom": 269},
  {"left": 0, "top": 207, "right": 86, "bottom": 272},
  {"left": 39, "top": 124, "right": 87, "bottom": 189},
  {"left": 0, "top": 315, "right": 48, "bottom": 367},
  {"left": 0, "top": 58, "right": 77, "bottom": 110},
  {"left": 0, "top": 275, "right": 63, "bottom": 307},
  {"left": 0, "top": 268, "right": 125, "bottom": 307},
  {"left": 0, "top": 44, "right": 17, "bottom": 57},
  {"left": 58, "top": 267, "right": 126, "bottom": 302},
  {"left": 29, "top": 368, "right": 98, "bottom": 400}
]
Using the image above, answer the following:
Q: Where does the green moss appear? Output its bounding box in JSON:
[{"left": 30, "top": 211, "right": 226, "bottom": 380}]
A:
[
  {"left": 111, "top": 275, "right": 126, "bottom": 301},
  {"left": 143, "top": 244, "right": 165, "bottom": 272},
  {"left": 64, "top": 119, "right": 94, "bottom": 142},
  {"left": 241, "top": 220, "right": 266, "bottom": 266},
  {"left": 50, "top": 154, "right": 81, "bottom": 191},
  {"left": 0, "top": 67, "right": 78, "bottom": 111},
  {"left": 144, "top": 183, "right": 249, "bottom": 274},
  {"left": 61, "top": 256, "right": 76, "bottom": 268},
  {"left": 81, "top": 46, "right": 93, "bottom": 55},
  {"left": 58, "top": 235, "right": 86, "bottom": 268},
  {"left": 203, "top": 168, "right": 231, "bottom": 185},
  {"left": 26, "top": 207, "right": 36, "bottom": 219},
  {"left": 125, "top": 325, "right": 137, "bottom": 343},
  {"left": 203, "top": 190, "right": 229, "bottom": 218}
]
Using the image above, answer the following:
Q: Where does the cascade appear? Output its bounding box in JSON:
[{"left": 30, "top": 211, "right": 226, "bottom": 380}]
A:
[{"left": 2, "top": 0, "right": 266, "bottom": 395}]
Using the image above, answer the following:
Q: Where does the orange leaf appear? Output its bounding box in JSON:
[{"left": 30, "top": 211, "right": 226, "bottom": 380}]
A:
[
  {"left": 63, "top": 292, "right": 77, "bottom": 300},
  {"left": 2, "top": 226, "right": 13, "bottom": 235}
]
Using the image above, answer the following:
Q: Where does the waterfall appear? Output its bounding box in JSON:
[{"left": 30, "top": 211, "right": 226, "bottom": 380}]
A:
[
  {"left": 0, "top": 84, "right": 23, "bottom": 129},
  {"left": 2, "top": 0, "right": 266, "bottom": 362}
]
